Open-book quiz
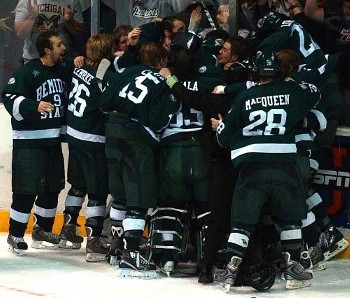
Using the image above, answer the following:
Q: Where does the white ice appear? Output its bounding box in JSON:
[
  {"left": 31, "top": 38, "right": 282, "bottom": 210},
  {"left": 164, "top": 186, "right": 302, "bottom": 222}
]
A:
[{"left": 1, "top": 233, "right": 349, "bottom": 298}]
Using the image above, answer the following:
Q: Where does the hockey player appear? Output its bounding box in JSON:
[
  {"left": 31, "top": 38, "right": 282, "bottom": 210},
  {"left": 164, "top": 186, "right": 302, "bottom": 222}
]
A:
[
  {"left": 158, "top": 45, "right": 279, "bottom": 291},
  {"left": 100, "top": 42, "right": 180, "bottom": 278},
  {"left": 257, "top": 12, "right": 349, "bottom": 261},
  {"left": 58, "top": 34, "right": 115, "bottom": 262},
  {"left": 2, "top": 30, "right": 71, "bottom": 255},
  {"left": 274, "top": 49, "right": 328, "bottom": 271},
  {"left": 147, "top": 32, "right": 225, "bottom": 277},
  {"left": 215, "top": 51, "right": 320, "bottom": 292},
  {"left": 197, "top": 35, "right": 252, "bottom": 85},
  {"left": 113, "top": 15, "right": 186, "bottom": 71}
]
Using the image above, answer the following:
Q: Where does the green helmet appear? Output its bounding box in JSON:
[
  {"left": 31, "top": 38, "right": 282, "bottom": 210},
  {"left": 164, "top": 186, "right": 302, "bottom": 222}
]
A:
[
  {"left": 255, "top": 51, "right": 281, "bottom": 77},
  {"left": 201, "top": 29, "right": 229, "bottom": 55},
  {"left": 257, "top": 12, "right": 284, "bottom": 35}
]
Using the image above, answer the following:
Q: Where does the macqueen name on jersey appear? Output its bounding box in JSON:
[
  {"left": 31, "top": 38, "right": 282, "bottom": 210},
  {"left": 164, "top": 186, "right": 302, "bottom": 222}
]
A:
[{"left": 245, "top": 94, "right": 290, "bottom": 111}]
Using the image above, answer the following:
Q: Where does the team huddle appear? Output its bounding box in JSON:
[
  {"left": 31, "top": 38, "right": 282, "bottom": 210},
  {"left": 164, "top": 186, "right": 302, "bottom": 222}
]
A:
[{"left": 2, "top": 1, "right": 350, "bottom": 294}]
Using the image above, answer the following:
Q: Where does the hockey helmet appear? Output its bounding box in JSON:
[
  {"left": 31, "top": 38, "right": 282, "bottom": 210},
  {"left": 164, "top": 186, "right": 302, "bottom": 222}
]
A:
[
  {"left": 255, "top": 51, "right": 281, "bottom": 77},
  {"left": 235, "top": 260, "right": 276, "bottom": 292},
  {"left": 201, "top": 29, "right": 229, "bottom": 55},
  {"left": 171, "top": 32, "right": 202, "bottom": 52},
  {"left": 256, "top": 12, "right": 284, "bottom": 34}
]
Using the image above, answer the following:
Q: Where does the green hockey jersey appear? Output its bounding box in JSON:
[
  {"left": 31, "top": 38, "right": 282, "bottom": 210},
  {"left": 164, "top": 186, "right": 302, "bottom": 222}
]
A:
[
  {"left": 2, "top": 59, "right": 71, "bottom": 148},
  {"left": 162, "top": 75, "right": 224, "bottom": 143},
  {"left": 198, "top": 62, "right": 249, "bottom": 86},
  {"left": 66, "top": 63, "right": 114, "bottom": 151},
  {"left": 258, "top": 20, "right": 327, "bottom": 70},
  {"left": 100, "top": 64, "right": 180, "bottom": 147},
  {"left": 217, "top": 79, "right": 321, "bottom": 168}
]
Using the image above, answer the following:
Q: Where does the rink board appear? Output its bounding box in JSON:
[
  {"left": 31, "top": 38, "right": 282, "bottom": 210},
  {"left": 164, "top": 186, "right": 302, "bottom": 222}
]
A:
[{"left": 313, "top": 127, "right": 350, "bottom": 229}]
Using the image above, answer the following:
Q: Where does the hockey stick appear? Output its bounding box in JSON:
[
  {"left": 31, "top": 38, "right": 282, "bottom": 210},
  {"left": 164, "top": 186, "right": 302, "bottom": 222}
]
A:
[{"left": 200, "top": 0, "right": 218, "bottom": 30}]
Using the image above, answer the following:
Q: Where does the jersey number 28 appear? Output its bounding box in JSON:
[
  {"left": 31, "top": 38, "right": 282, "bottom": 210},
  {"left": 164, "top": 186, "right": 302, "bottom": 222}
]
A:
[{"left": 243, "top": 109, "right": 287, "bottom": 136}]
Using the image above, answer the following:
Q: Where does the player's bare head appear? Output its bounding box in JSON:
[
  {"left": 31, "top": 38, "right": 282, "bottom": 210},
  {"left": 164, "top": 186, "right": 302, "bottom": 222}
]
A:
[
  {"left": 218, "top": 36, "right": 248, "bottom": 65},
  {"left": 160, "top": 16, "right": 186, "bottom": 39},
  {"left": 171, "top": 48, "right": 198, "bottom": 80},
  {"left": 139, "top": 42, "right": 168, "bottom": 69},
  {"left": 112, "top": 25, "right": 133, "bottom": 50},
  {"left": 277, "top": 49, "right": 300, "bottom": 78},
  {"left": 36, "top": 30, "right": 60, "bottom": 57},
  {"left": 86, "top": 34, "right": 114, "bottom": 67}
]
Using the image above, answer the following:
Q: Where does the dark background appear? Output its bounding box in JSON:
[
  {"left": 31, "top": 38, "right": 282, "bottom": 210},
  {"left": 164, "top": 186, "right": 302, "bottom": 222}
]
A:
[{"left": 0, "top": 0, "right": 23, "bottom": 99}]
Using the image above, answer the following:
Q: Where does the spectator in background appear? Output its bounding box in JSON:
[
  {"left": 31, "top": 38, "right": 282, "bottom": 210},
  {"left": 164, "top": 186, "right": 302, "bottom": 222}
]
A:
[
  {"left": 109, "top": 0, "right": 191, "bottom": 28},
  {"left": 304, "top": 0, "right": 350, "bottom": 124},
  {"left": 0, "top": 15, "right": 12, "bottom": 32},
  {"left": 304, "top": 0, "right": 350, "bottom": 53},
  {"left": 14, "top": 0, "right": 85, "bottom": 63}
]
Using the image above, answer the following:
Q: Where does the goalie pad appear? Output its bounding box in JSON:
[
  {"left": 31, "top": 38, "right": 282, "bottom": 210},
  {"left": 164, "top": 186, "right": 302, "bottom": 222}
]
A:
[{"left": 149, "top": 207, "right": 189, "bottom": 261}]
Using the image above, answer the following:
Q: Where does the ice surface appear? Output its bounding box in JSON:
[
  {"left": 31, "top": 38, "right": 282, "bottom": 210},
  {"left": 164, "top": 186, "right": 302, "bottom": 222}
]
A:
[{"left": 0, "top": 233, "right": 349, "bottom": 298}]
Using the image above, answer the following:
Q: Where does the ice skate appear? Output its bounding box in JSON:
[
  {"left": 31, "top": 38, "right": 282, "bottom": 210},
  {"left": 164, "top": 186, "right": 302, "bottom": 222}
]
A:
[
  {"left": 281, "top": 252, "right": 313, "bottom": 290},
  {"left": 31, "top": 225, "right": 60, "bottom": 249},
  {"left": 107, "top": 237, "right": 123, "bottom": 266},
  {"left": 59, "top": 214, "right": 84, "bottom": 249},
  {"left": 86, "top": 236, "right": 109, "bottom": 262},
  {"left": 300, "top": 246, "right": 312, "bottom": 270},
  {"left": 7, "top": 234, "right": 28, "bottom": 256},
  {"left": 319, "top": 226, "right": 349, "bottom": 261},
  {"left": 59, "top": 224, "right": 83, "bottom": 249},
  {"left": 309, "top": 245, "right": 326, "bottom": 271},
  {"left": 216, "top": 256, "right": 242, "bottom": 293},
  {"left": 118, "top": 250, "right": 157, "bottom": 279}
]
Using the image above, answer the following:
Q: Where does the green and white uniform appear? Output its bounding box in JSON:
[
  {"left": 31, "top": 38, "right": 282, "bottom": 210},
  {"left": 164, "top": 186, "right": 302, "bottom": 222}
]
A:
[
  {"left": 2, "top": 58, "right": 70, "bottom": 194},
  {"left": 160, "top": 75, "right": 223, "bottom": 204},
  {"left": 3, "top": 59, "right": 70, "bottom": 149},
  {"left": 258, "top": 19, "right": 327, "bottom": 69},
  {"left": 2, "top": 58, "right": 71, "bottom": 238},
  {"left": 217, "top": 79, "right": 321, "bottom": 223},
  {"left": 215, "top": 79, "right": 322, "bottom": 269},
  {"left": 66, "top": 64, "right": 114, "bottom": 196},
  {"left": 259, "top": 19, "right": 343, "bottom": 148},
  {"left": 101, "top": 64, "right": 179, "bottom": 208}
]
